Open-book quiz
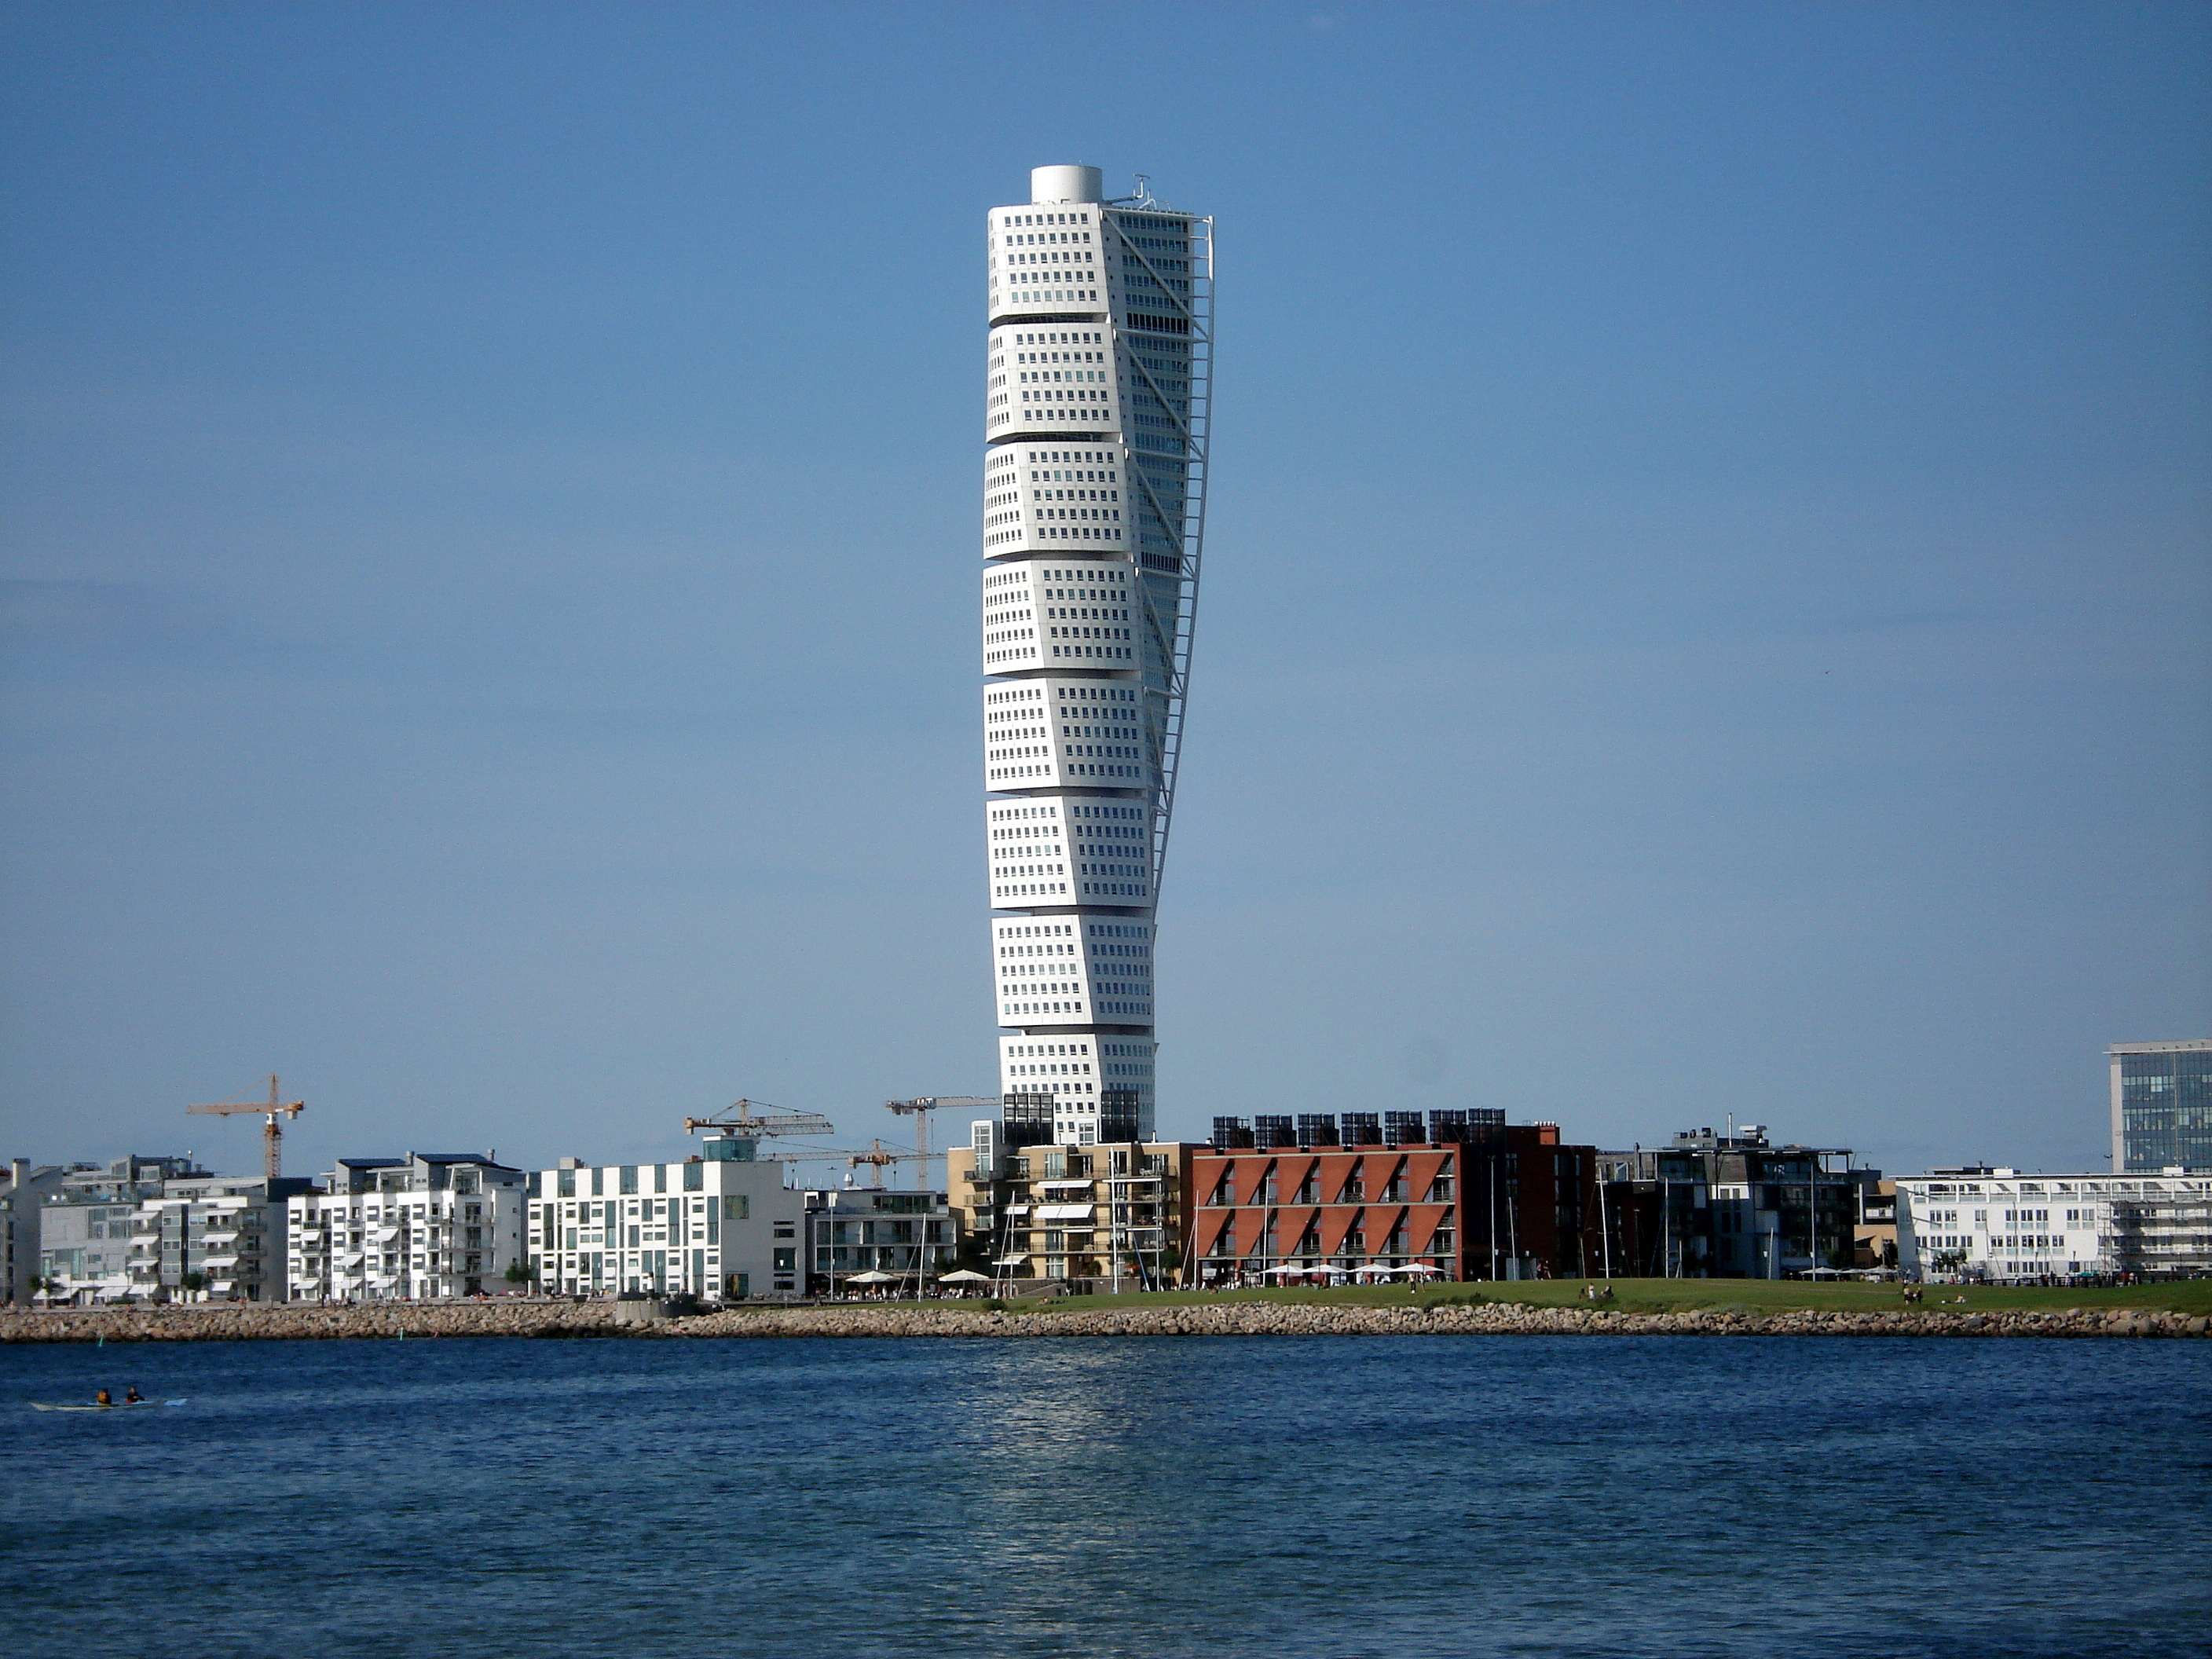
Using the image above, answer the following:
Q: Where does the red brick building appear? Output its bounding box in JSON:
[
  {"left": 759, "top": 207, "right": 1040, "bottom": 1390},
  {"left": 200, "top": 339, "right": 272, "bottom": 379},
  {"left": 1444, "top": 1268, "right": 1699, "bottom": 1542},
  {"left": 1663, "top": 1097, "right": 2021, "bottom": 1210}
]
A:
[{"left": 1189, "top": 1123, "right": 1603, "bottom": 1284}]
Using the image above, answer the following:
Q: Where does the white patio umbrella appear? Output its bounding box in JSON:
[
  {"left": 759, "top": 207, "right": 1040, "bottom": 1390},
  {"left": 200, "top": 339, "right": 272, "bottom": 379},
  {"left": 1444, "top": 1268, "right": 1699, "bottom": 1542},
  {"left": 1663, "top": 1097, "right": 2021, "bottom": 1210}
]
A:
[
  {"left": 939, "top": 1269, "right": 991, "bottom": 1283},
  {"left": 846, "top": 1270, "right": 895, "bottom": 1284},
  {"left": 1397, "top": 1263, "right": 1443, "bottom": 1276}
]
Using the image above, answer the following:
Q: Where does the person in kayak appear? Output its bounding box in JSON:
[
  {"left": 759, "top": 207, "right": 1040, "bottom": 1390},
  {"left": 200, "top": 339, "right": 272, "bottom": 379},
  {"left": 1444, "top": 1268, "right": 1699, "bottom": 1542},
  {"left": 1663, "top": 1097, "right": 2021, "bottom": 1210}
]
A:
[
  {"left": 93, "top": 1389, "right": 112, "bottom": 1408},
  {"left": 124, "top": 1386, "right": 144, "bottom": 1404}
]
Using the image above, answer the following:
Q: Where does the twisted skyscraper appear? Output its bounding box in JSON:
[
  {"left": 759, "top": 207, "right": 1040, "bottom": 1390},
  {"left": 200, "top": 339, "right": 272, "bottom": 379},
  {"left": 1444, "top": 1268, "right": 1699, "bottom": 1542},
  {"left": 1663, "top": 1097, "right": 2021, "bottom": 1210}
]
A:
[{"left": 980, "top": 163, "right": 1212, "bottom": 1148}]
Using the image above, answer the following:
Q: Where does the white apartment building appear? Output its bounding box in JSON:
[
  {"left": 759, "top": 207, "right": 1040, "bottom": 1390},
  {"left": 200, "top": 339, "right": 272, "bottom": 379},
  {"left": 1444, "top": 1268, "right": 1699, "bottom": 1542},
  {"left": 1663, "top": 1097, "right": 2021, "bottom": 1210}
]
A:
[
  {"left": 530, "top": 1135, "right": 804, "bottom": 1300},
  {"left": 38, "top": 1196, "right": 141, "bottom": 1302},
  {"left": 289, "top": 1152, "right": 528, "bottom": 1301},
  {"left": 35, "top": 1157, "right": 215, "bottom": 1303},
  {"left": 1897, "top": 1168, "right": 2212, "bottom": 1280},
  {"left": 128, "top": 1173, "right": 306, "bottom": 1302},
  {"left": 980, "top": 163, "right": 1212, "bottom": 1148}
]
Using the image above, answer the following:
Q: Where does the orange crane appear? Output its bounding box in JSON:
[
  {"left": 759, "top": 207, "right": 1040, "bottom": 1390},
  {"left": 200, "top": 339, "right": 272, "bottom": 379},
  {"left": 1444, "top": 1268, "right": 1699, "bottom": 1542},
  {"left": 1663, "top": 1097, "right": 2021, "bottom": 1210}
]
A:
[
  {"left": 186, "top": 1075, "right": 304, "bottom": 1181},
  {"left": 681, "top": 1100, "right": 837, "bottom": 1144},
  {"left": 884, "top": 1097, "right": 998, "bottom": 1191},
  {"left": 845, "top": 1139, "right": 925, "bottom": 1188}
]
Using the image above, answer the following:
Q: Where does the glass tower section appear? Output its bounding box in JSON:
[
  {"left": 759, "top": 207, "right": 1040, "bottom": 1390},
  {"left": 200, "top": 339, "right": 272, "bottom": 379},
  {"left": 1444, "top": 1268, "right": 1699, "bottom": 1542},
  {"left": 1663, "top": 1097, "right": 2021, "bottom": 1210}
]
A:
[
  {"left": 979, "top": 163, "right": 1212, "bottom": 1147},
  {"left": 2111, "top": 1041, "right": 2212, "bottom": 1173}
]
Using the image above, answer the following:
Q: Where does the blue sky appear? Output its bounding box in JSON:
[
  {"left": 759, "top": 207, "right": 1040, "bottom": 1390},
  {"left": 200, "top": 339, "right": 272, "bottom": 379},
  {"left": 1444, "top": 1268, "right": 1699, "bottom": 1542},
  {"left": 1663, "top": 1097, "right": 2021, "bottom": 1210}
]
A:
[{"left": 2, "top": 0, "right": 2206, "bottom": 1185}]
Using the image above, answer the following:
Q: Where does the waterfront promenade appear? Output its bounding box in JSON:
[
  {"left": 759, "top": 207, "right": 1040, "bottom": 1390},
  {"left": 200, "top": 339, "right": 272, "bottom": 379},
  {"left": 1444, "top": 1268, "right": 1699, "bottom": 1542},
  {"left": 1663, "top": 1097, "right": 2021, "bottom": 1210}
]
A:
[{"left": 5, "top": 1293, "right": 2206, "bottom": 1342}]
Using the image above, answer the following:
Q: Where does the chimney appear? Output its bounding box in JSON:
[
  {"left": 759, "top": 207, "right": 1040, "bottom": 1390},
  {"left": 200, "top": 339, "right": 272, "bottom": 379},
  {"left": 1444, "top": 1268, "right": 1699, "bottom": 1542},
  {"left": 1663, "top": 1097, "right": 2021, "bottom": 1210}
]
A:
[
  {"left": 485, "top": 1148, "right": 496, "bottom": 1164},
  {"left": 9, "top": 1158, "right": 26, "bottom": 1192}
]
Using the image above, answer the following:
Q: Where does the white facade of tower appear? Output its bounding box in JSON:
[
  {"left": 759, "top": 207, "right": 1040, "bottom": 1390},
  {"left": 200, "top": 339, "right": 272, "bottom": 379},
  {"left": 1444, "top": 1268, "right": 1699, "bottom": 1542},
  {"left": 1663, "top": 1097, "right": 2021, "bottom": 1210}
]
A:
[{"left": 980, "top": 164, "right": 1211, "bottom": 1148}]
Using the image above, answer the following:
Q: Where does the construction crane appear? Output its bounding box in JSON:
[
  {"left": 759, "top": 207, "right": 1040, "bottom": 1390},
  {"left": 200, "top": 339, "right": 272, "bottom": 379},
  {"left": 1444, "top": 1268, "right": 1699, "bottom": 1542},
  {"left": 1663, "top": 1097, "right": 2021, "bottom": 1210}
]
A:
[
  {"left": 680, "top": 1099, "right": 836, "bottom": 1156},
  {"left": 846, "top": 1139, "right": 927, "bottom": 1189},
  {"left": 186, "top": 1075, "right": 304, "bottom": 1181},
  {"left": 884, "top": 1097, "right": 998, "bottom": 1192}
]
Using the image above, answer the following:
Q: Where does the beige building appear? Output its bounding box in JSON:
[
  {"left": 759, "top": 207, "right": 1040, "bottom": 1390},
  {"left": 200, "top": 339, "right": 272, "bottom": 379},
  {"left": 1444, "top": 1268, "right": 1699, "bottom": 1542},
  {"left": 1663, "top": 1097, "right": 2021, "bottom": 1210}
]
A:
[{"left": 947, "top": 1122, "right": 1194, "bottom": 1290}]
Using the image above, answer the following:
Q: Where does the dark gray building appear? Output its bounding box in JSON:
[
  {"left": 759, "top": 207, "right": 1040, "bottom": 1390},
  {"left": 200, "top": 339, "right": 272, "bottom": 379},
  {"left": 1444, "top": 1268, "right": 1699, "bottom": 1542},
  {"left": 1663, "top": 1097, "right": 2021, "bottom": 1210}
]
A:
[{"left": 1600, "top": 1126, "right": 1875, "bottom": 1278}]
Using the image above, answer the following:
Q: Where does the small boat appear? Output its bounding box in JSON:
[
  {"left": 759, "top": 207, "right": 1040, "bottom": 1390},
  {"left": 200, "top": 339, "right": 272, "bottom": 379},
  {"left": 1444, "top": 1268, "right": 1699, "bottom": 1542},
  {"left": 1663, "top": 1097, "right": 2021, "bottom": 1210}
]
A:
[{"left": 30, "top": 1399, "right": 186, "bottom": 1412}]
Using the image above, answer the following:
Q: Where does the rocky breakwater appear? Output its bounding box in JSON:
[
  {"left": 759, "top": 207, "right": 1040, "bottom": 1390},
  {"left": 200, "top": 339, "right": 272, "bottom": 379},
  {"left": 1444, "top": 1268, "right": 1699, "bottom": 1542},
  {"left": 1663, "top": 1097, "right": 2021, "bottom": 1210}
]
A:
[
  {"left": 0, "top": 1300, "right": 621, "bottom": 1343},
  {"left": 680, "top": 1302, "right": 2210, "bottom": 1340},
  {"left": 2, "top": 1300, "right": 2204, "bottom": 1344}
]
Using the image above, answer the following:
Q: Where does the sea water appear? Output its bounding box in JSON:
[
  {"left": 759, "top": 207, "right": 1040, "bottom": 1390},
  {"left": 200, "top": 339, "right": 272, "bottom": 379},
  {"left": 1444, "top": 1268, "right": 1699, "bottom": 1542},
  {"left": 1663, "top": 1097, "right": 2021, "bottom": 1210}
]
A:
[{"left": 2, "top": 1334, "right": 2205, "bottom": 1657}]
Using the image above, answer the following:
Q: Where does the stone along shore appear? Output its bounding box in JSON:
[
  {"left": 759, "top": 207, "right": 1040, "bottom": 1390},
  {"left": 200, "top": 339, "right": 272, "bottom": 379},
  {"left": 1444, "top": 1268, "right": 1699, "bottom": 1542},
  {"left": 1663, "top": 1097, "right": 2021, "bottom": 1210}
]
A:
[{"left": 3, "top": 1299, "right": 2206, "bottom": 1343}]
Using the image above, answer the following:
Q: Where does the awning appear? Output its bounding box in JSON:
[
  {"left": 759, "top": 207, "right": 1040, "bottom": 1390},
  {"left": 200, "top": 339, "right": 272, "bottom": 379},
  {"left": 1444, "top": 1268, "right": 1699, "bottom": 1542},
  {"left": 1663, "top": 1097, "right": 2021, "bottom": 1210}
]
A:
[
  {"left": 1035, "top": 1204, "right": 1094, "bottom": 1221},
  {"left": 991, "top": 1254, "right": 1030, "bottom": 1266},
  {"left": 1036, "top": 1180, "right": 1095, "bottom": 1192}
]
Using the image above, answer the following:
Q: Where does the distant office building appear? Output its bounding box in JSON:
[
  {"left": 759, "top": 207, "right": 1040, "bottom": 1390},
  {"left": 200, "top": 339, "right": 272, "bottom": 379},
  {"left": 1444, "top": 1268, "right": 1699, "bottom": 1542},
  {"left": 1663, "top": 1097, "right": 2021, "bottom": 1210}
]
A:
[
  {"left": 949, "top": 1124, "right": 1192, "bottom": 1289},
  {"left": 129, "top": 1172, "right": 314, "bottom": 1302},
  {"left": 1190, "top": 1117, "right": 1599, "bottom": 1284},
  {"left": 803, "top": 1186, "right": 958, "bottom": 1294},
  {"left": 1897, "top": 1166, "right": 2212, "bottom": 1280},
  {"left": 529, "top": 1133, "right": 803, "bottom": 1300},
  {"left": 289, "top": 1152, "right": 527, "bottom": 1302},
  {"left": 2110, "top": 1041, "right": 2212, "bottom": 1173},
  {"left": 1599, "top": 1127, "right": 1872, "bottom": 1279}
]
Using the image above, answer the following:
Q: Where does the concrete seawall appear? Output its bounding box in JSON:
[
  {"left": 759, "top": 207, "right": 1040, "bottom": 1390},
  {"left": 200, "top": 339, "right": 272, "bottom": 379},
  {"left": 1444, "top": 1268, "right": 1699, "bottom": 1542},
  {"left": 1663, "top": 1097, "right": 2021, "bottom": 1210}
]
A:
[{"left": 3, "top": 1300, "right": 2205, "bottom": 1343}]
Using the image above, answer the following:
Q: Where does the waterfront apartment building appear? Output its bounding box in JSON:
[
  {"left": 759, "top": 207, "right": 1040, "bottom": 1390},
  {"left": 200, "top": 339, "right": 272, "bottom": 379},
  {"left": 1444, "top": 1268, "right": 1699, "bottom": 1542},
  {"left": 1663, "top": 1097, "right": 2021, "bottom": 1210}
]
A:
[
  {"left": 2110, "top": 1041, "right": 2212, "bottom": 1173},
  {"left": 1600, "top": 1127, "right": 1872, "bottom": 1279},
  {"left": 127, "top": 1173, "right": 313, "bottom": 1302},
  {"left": 287, "top": 1152, "right": 528, "bottom": 1301},
  {"left": 1897, "top": 1168, "right": 2212, "bottom": 1280},
  {"left": 529, "top": 1135, "right": 804, "bottom": 1300},
  {"left": 1190, "top": 1115, "right": 1600, "bottom": 1284},
  {"left": 803, "top": 1185, "right": 958, "bottom": 1294},
  {"left": 980, "top": 163, "right": 1212, "bottom": 1148},
  {"left": 36, "top": 1192, "right": 137, "bottom": 1302},
  {"left": 33, "top": 1157, "right": 214, "bottom": 1303},
  {"left": 947, "top": 1122, "right": 1193, "bottom": 1289}
]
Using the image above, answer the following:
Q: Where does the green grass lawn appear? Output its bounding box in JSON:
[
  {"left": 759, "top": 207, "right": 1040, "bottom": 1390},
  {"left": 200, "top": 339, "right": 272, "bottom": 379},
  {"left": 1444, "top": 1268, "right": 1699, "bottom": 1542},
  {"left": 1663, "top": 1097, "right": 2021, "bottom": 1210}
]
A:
[{"left": 999, "top": 1277, "right": 2212, "bottom": 1318}]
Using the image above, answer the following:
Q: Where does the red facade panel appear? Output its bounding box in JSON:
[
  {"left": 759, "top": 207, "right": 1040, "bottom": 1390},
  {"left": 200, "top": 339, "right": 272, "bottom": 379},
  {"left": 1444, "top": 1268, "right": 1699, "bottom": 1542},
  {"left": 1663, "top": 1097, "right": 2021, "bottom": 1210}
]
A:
[{"left": 1188, "top": 1131, "right": 1602, "bottom": 1284}]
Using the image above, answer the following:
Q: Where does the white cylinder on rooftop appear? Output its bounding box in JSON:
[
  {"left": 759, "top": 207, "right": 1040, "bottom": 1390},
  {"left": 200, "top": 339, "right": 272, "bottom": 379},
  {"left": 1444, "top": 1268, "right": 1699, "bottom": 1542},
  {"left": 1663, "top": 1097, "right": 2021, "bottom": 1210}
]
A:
[{"left": 1031, "top": 163, "right": 1102, "bottom": 204}]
